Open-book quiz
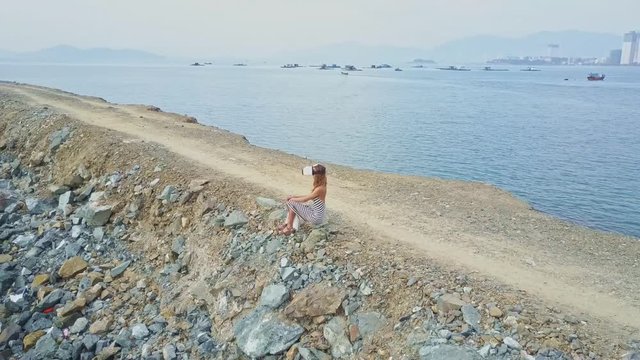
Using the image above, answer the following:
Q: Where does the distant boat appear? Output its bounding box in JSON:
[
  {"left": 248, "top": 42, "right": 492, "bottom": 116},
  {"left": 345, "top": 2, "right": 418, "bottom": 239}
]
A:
[
  {"left": 395, "top": 67, "right": 402, "bottom": 71},
  {"left": 319, "top": 64, "right": 340, "bottom": 70},
  {"left": 233, "top": 63, "right": 247, "bottom": 67},
  {"left": 483, "top": 66, "right": 508, "bottom": 71},
  {"left": 190, "top": 62, "right": 204, "bottom": 66},
  {"left": 587, "top": 73, "right": 605, "bottom": 81},
  {"left": 521, "top": 67, "right": 541, "bottom": 72},
  {"left": 412, "top": 65, "right": 424, "bottom": 68},
  {"left": 341, "top": 72, "right": 349, "bottom": 75},
  {"left": 438, "top": 66, "right": 471, "bottom": 71},
  {"left": 281, "top": 64, "right": 302, "bottom": 68},
  {"left": 370, "top": 64, "right": 392, "bottom": 69},
  {"left": 343, "top": 65, "right": 362, "bottom": 71}
]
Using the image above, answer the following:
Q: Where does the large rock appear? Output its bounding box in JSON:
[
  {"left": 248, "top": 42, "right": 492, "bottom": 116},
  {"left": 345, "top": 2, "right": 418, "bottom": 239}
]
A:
[
  {"left": 256, "top": 197, "right": 279, "bottom": 209},
  {"left": 285, "top": 283, "right": 345, "bottom": 318},
  {"left": 157, "top": 185, "right": 178, "bottom": 202},
  {"left": 38, "top": 288, "right": 64, "bottom": 309},
  {"left": 131, "top": 324, "right": 150, "bottom": 339},
  {"left": 259, "top": 284, "right": 289, "bottom": 309},
  {"left": 90, "top": 317, "right": 113, "bottom": 334},
  {"left": 23, "top": 330, "right": 46, "bottom": 351},
  {"left": 350, "top": 312, "right": 386, "bottom": 340},
  {"left": 58, "top": 256, "right": 88, "bottom": 279},
  {"left": 436, "top": 294, "right": 466, "bottom": 313},
  {"left": 85, "top": 205, "right": 112, "bottom": 226},
  {"left": 34, "top": 333, "right": 58, "bottom": 358},
  {"left": 298, "top": 347, "right": 332, "bottom": 360},
  {"left": 323, "top": 317, "right": 352, "bottom": 359},
  {"left": 110, "top": 260, "right": 131, "bottom": 278},
  {"left": 301, "top": 229, "right": 327, "bottom": 253},
  {"left": 234, "top": 307, "right": 304, "bottom": 358},
  {"left": 171, "top": 236, "right": 186, "bottom": 256},
  {"left": 224, "top": 210, "right": 249, "bottom": 228},
  {"left": 418, "top": 344, "right": 483, "bottom": 360},
  {"left": 0, "top": 323, "right": 21, "bottom": 347},
  {"left": 58, "top": 191, "right": 74, "bottom": 210},
  {"left": 49, "top": 127, "right": 71, "bottom": 151},
  {"left": 461, "top": 304, "right": 480, "bottom": 330}
]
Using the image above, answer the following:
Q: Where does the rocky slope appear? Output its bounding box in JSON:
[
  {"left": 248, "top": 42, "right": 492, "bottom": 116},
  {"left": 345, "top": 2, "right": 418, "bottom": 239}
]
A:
[{"left": 0, "top": 90, "right": 638, "bottom": 359}]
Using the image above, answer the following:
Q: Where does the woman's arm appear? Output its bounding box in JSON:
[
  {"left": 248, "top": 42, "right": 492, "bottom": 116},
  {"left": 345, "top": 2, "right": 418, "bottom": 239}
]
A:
[{"left": 289, "top": 187, "right": 322, "bottom": 202}]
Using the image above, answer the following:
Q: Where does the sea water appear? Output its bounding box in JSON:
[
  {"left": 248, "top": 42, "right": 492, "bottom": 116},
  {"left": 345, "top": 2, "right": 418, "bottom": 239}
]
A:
[{"left": 1, "top": 63, "right": 639, "bottom": 238}]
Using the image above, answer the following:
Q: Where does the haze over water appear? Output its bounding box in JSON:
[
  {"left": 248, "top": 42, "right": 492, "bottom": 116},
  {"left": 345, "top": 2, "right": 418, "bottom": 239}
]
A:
[{"left": 1, "top": 63, "right": 639, "bottom": 238}]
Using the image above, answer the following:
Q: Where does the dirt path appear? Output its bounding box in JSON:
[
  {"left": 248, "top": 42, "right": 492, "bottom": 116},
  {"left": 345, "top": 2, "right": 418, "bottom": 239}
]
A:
[{"left": 2, "top": 82, "right": 639, "bottom": 334}]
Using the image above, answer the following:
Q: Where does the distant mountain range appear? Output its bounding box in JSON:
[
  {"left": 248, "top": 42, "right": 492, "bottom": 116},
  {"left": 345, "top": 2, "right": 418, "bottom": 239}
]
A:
[
  {"left": 279, "top": 31, "right": 622, "bottom": 64},
  {"left": 0, "top": 31, "right": 624, "bottom": 65},
  {"left": 427, "top": 31, "right": 621, "bottom": 63},
  {"left": 0, "top": 45, "right": 165, "bottom": 64}
]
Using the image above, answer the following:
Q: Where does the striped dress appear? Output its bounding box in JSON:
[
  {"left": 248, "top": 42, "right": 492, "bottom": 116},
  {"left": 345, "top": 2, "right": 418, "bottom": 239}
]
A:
[{"left": 286, "top": 197, "right": 326, "bottom": 225}]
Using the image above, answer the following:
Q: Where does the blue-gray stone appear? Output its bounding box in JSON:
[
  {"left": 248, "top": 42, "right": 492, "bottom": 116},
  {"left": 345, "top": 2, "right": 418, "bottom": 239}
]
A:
[
  {"left": 419, "top": 344, "right": 483, "bottom": 360},
  {"left": 259, "top": 284, "right": 289, "bottom": 309},
  {"left": 234, "top": 307, "right": 303, "bottom": 358},
  {"left": 224, "top": 210, "right": 249, "bottom": 228},
  {"left": 110, "top": 260, "right": 131, "bottom": 278}
]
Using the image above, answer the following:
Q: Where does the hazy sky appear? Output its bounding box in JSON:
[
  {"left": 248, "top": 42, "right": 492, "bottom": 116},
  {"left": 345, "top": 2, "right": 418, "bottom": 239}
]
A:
[{"left": 2, "top": 0, "right": 638, "bottom": 57}]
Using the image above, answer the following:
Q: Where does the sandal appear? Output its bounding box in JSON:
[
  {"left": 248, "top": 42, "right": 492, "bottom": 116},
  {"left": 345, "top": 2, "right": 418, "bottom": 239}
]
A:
[{"left": 279, "top": 226, "right": 296, "bottom": 236}]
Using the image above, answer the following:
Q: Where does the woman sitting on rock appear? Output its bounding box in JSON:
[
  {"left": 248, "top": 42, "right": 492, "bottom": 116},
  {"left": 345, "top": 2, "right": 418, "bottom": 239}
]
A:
[{"left": 278, "top": 164, "right": 327, "bottom": 235}]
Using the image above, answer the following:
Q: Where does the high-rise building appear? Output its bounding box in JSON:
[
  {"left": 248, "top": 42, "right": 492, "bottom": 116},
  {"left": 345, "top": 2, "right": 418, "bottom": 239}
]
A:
[
  {"left": 609, "top": 49, "right": 622, "bottom": 65},
  {"left": 621, "top": 31, "right": 638, "bottom": 65}
]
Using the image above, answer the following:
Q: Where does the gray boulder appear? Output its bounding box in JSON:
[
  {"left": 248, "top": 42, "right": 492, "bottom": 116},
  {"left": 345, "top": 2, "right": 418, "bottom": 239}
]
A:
[
  {"left": 256, "top": 197, "right": 279, "bottom": 209},
  {"left": 461, "top": 304, "right": 480, "bottom": 330},
  {"left": 419, "top": 344, "right": 483, "bottom": 360},
  {"left": 84, "top": 204, "right": 112, "bottom": 226},
  {"left": 234, "top": 307, "right": 303, "bottom": 358},
  {"left": 224, "top": 210, "right": 249, "bottom": 228},
  {"left": 259, "top": 284, "right": 289, "bottom": 309},
  {"left": 323, "top": 317, "right": 352, "bottom": 359},
  {"left": 49, "top": 127, "right": 71, "bottom": 151}
]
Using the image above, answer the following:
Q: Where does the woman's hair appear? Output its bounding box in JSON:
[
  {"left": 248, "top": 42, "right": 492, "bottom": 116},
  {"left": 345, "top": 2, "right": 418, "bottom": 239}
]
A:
[{"left": 312, "top": 164, "right": 327, "bottom": 189}]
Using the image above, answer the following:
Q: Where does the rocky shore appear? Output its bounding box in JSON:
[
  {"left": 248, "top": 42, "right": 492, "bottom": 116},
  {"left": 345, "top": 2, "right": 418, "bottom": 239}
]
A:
[{"left": 0, "top": 85, "right": 638, "bottom": 359}]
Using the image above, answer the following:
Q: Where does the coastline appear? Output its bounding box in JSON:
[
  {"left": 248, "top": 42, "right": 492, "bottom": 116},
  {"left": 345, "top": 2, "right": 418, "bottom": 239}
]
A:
[{"left": 1, "top": 82, "right": 639, "bottom": 358}]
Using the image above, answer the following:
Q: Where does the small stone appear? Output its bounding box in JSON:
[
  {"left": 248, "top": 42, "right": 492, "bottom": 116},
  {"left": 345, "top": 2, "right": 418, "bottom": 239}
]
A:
[
  {"left": 348, "top": 324, "right": 360, "bottom": 343},
  {"left": 224, "top": 210, "right": 249, "bottom": 228},
  {"left": 90, "top": 317, "right": 113, "bottom": 334},
  {"left": 95, "top": 346, "right": 121, "bottom": 360},
  {"left": 23, "top": 330, "right": 46, "bottom": 351},
  {"left": 132, "top": 323, "right": 150, "bottom": 339},
  {"left": 32, "top": 273, "right": 50, "bottom": 288},
  {"left": 71, "top": 317, "right": 89, "bottom": 334},
  {"left": 461, "top": 304, "right": 481, "bottom": 330},
  {"left": 0, "top": 323, "right": 21, "bottom": 346},
  {"left": 59, "top": 256, "right": 88, "bottom": 278},
  {"left": 110, "top": 260, "right": 131, "bottom": 278},
  {"left": 284, "top": 283, "right": 346, "bottom": 318},
  {"left": 503, "top": 336, "right": 522, "bottom": 350},
  {"left": 256, "top": 197, "right": 279, "bottom": 209},
  {"left": 163, "top": 344, "right": 177, "bottom": 360},
  {"left": 437, "top": 294, "right": 466, "bottom": 313},
  {"left": 323, "top": 317, "right": 352, "bottom": 358},
  {"left": 259, "top": 284, "right": 289, "bottom": 309},
  {"left": 171, "top": 236, "right": 186, "bottom": 256},
  {"left": 0, "top": 254, "right": 12, "bottom": 263},
  {"left": 489, "top": 307, "right": 503, "bottom": 318}
]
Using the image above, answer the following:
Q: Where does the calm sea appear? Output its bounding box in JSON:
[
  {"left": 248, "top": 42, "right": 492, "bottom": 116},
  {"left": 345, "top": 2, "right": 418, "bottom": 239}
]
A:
[{"left": 1, "top": 63, "right": 639, "bottom": 238}]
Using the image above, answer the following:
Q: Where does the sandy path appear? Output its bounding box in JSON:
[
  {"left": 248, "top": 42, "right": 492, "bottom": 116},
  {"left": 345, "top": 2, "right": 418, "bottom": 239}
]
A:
[{"left": 2, "top": 82, "right": 639, "bottom": 333}]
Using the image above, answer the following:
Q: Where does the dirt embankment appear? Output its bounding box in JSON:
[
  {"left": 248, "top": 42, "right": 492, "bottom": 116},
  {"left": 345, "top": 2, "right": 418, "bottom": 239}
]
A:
[{"left": 0, "top": 82, "right": 639, "bottom": 359}]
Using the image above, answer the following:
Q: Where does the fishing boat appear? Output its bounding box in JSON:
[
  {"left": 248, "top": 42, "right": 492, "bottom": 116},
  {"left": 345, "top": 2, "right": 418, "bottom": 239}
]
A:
[
  {"left": 587, "top": 73, "right": 605, "bottom": 81},
  {"left": 483, "top": 66, "right": 508, "bottom": 71},
  {"left": 437, "top": 66, "right": 470, "bottom": 71},
  {"left": 395, "top": 68, "right": 402, "bottom": 72},
  {"left": 281, "top": 64, "right": 302, "bottom": 68},
  {"left": 343, "top": 65, "right": 362, "bottom": 71},
  {"left": 521, "top": 67, "right": 541, "bottom": 72},
  {"left": 340, "top": 72, "right": 349, "bottom": 75}
]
